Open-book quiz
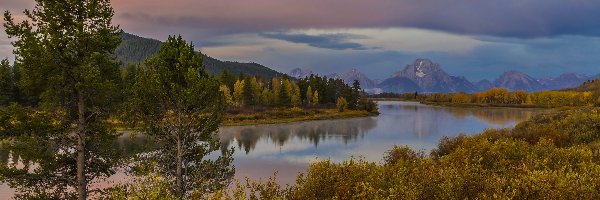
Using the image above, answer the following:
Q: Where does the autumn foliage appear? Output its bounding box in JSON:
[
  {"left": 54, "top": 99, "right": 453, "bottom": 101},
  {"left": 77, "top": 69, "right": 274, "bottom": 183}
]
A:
[{"left": 210, "top": 107, "right": 600, "bottom": 199}]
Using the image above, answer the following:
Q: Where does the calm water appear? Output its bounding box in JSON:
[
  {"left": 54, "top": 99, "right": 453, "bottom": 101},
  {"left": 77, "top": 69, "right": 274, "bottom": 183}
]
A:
[
  {"left": 0, "top": 101, "right": 541, "bottom": 197},
  {"left": 220, "top": 101, "right": 541, "bottom": 185}
]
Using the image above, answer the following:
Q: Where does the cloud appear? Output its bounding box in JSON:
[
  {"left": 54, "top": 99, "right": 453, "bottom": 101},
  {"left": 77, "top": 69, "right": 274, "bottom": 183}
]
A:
[
  {"left": 259, "top": 32, "right": 373, "bottom": 50},
  {"left": 4, "top": 0, "right": 600, "bottom": 39},
  {"left": 3, "top": 0, "right": 600, "bottom": 81},
  {"left": 203, "top": 33, "right": 600, "bottom": 81},
  {"left": 104, "top": 0, "right": 600, "bottom": 39}
]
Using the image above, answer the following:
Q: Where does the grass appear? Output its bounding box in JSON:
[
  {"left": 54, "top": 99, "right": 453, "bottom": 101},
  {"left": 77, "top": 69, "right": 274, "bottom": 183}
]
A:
[{"left": 222, "top": 107, "right": 378, "bottom": 126}]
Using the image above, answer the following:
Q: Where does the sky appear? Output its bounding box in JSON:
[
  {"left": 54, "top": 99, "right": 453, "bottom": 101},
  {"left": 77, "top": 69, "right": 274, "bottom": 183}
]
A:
[{"left": 2, "top": 0, "right": 600, "bottom": 81}]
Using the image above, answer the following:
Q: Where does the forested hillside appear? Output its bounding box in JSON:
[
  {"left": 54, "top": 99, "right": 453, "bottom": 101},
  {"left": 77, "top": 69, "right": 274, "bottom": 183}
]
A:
[
  {"left": 115, "top": 33, "right": 284, "bottom": 80},
  {"left": 563, "top": 79, "right": 600, "bottom": 94}
]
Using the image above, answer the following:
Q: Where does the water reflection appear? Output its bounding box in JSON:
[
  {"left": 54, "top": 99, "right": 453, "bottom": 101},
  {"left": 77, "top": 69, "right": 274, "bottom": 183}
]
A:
[
  {"left": 218, "top": 101, "right": 542, "bottom": 185},
  {"left": 221, "top": 102, "right": 540, "bottom": 155},
  {"left": 219, "top": 117, "right": 378, "bottom": 154},
  {"left": 0, "top": 101, "right": 545, "bottom": 196}
]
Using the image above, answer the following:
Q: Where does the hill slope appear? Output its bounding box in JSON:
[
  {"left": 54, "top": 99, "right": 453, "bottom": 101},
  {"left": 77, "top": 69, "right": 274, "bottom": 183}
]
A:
[
  {"left": 563, "top": 79, "right": 600, "bottom": 94},
  {"left": 115, "top": 33, "right": 284, "bottom": 80}
]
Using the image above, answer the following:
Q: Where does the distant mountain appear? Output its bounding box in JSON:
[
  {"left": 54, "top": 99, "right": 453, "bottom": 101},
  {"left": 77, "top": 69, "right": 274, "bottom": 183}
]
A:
[
  {"left": 476, "top": 79, "right": 494, "bottom": 91},
  {"left": 373, "top": 79, "right": 383, "bottom": 85},
  {"left": 387, "top": 59, "right": 478, "bottom": 93},
  {"left": 288, "top": 68, "right": 314, "bottom": 79},
  {"left": 341, "top": 68, "right": 377, "bottom": 89},
  {"left": 326, "top": 73, "right": 342, "bottom": 80},
  {"left": 377, "top": 77, "right": 421, "bottom": 93},
  {"left": 493, "top": 70, "right": 545, "bottom": 92},
  {"left": 116, "top": 33, "right": 284, "bottom": 80},
  {"left": 541, "top": 73, "right": 594, "bottom": 90}
]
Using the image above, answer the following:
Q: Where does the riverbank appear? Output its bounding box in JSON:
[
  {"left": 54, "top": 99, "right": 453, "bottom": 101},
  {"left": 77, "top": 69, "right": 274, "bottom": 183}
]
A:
[
  {"left": 223, "top": 108, "right": 378, "bottom": 126},
  {"left": 420, "top": 101, "right": 554, "bottom": 109},
  {"left": 371, "top": 98, "right": 552, "bottom": 109}
]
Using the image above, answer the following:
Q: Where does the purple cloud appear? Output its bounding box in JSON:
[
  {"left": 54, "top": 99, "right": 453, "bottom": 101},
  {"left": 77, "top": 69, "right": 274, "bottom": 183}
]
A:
[{"left": 106, "top": 0, "right": 600, "bottom": 38}]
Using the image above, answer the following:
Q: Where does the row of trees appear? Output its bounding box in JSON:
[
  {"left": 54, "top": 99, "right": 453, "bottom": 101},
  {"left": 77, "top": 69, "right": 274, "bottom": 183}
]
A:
[
  {"left": 1, "top": 1, "right": 232, "bottom": 199},
  {"left": 421, "top": 88, "right": 598, "bottom": 107},
  {"left": 217, "top": 71, "right": 374, "bottom": 111}
]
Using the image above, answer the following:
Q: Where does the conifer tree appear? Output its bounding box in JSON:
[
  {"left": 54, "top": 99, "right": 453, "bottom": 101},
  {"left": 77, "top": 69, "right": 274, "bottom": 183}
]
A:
[
  {"left": 0, "top": 59, "right": 14, "bottom": 105},
  {"left": 3, "top": 1, "right": 122, "bottom": 199},
  {"left": 127, "top": 36, "right": 233, "bottom": 198}
]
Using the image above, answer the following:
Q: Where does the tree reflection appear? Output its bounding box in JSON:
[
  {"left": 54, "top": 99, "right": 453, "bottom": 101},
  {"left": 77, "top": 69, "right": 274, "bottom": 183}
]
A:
[{"left": 219, "top": 117, "right": 378, "bottom": 154}]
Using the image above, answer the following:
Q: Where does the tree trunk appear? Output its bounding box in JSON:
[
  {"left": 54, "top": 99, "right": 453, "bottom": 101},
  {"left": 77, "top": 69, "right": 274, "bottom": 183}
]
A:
[
  {"left": 176, "top": 132, "right": 184, "bottom": 198},
  {"left": 76, "top": 91, "right": 87, "bottom": 200}
]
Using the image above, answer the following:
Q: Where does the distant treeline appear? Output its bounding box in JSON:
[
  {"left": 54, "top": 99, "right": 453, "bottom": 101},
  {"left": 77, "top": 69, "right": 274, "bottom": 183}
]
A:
[
  {"left": 217, "top": 71, "right": 377, "bottom": 112},
  {"left": 2, "top": 58, "right": 376, "bottom": 113},
  {"left": 371, "top": 87, "right": 600, "bottom": 107}
]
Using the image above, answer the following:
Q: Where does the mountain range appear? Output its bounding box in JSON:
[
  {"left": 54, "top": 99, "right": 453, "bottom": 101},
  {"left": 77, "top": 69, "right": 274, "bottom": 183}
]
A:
[
  {"left": 116, "top": 33, "right": 597, "bottom": 93},
  {"left": 116, "top": 33, "right": 284, "bottom": 80},
  {"left": 289, "top": 59, "right": 600, "bottom": 93}
]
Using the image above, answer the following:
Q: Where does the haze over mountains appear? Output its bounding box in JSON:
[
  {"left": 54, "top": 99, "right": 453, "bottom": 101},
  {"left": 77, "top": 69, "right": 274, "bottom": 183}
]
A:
[
  {"left": 289, "top": 59, "right": 600, "bottom": 93},
  {"left": 117, "top": 33, "right": 597, "bottom": 94}
]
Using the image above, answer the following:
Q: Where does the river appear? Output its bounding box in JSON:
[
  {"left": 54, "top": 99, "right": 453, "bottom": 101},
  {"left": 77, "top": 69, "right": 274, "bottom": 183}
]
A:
[
  {"left": 0, "top": 101, "right": 542, "bottom": 197},
  {"left": 220, "top": 101, "right": 541, "bottom": 185}
]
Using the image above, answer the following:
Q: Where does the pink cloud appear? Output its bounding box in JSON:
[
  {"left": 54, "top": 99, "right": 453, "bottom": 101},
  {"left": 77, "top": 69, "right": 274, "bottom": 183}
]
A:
[{"left": 3, "top": 0, "right": 600, "bottom": 40}]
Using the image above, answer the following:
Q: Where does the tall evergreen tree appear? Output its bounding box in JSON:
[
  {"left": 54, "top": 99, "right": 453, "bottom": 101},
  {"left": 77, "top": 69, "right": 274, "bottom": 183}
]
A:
[
  {"left": 242, "top": 76, "right": 255, "bottom": 106},
  {"left": 219, "top": 69, "right": 235, "bottom": 89},
  {"left": 279, "top": 79, "right": 292, "bottom": 106},
  {"left": 3, "top": 0, "right": 122, "bottom": 199},
  {"left": 0, "top": 59, "right": 14, "bottom": 105},
  {"left": 348, "top": 80, "right": 362, "bottom": 109},
  {"left": 127, "top": 36, "right": 233, "bottom": 198}
]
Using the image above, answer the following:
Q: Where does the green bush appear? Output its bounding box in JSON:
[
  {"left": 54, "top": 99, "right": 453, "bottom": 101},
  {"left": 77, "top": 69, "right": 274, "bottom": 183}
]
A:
[{"left": 336, "top": 97, "right": 348, "bottom": 112}]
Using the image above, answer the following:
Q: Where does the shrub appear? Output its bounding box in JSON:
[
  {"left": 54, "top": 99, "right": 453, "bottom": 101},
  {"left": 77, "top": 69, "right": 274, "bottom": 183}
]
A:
[{"left": 336, "top": 97, "right": 348, "bottom": 112}]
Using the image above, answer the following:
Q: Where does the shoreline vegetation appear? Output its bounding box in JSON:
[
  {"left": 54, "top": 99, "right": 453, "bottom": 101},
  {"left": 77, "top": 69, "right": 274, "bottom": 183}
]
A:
[
  {"left": 222, "top": 107, "right": 378, "bottom": 126},
  {"left": 372, "top": 98, "right": 552, "bottom": 109},
  {"left": 111, "top": 107, "right": 378, "bottom": 130},
  {"left": 208, "top": 106, "right": 600, "bottom": 199},
  {"left": 371, "top": 86, "right": 600, "bottom": 109}
]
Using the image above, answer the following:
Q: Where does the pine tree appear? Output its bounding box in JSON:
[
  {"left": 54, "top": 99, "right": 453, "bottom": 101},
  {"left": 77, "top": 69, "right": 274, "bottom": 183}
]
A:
[
  {"left": 261, "top": 88, "right": 271, "bottom": 106},
  {"left": 3, "top": 1, "right": 122, "bottom": 199},
  {"left": 243, "top": 77, "right": 255, "bottom": 106},
  {"left": 291, "top": 83, "right": 301, "bottom": 106},
  {"left": 0, "top": 59, "right": 14, "bottom": 105},
  {"left": 220, "top": 69, "right": 235, "bottom": 89},
  {"left": 279, "top": 79, "right": 292, "bottom": 106},
  {"left": 127, "top": 36, "right": 233, "bottom": 198}
]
